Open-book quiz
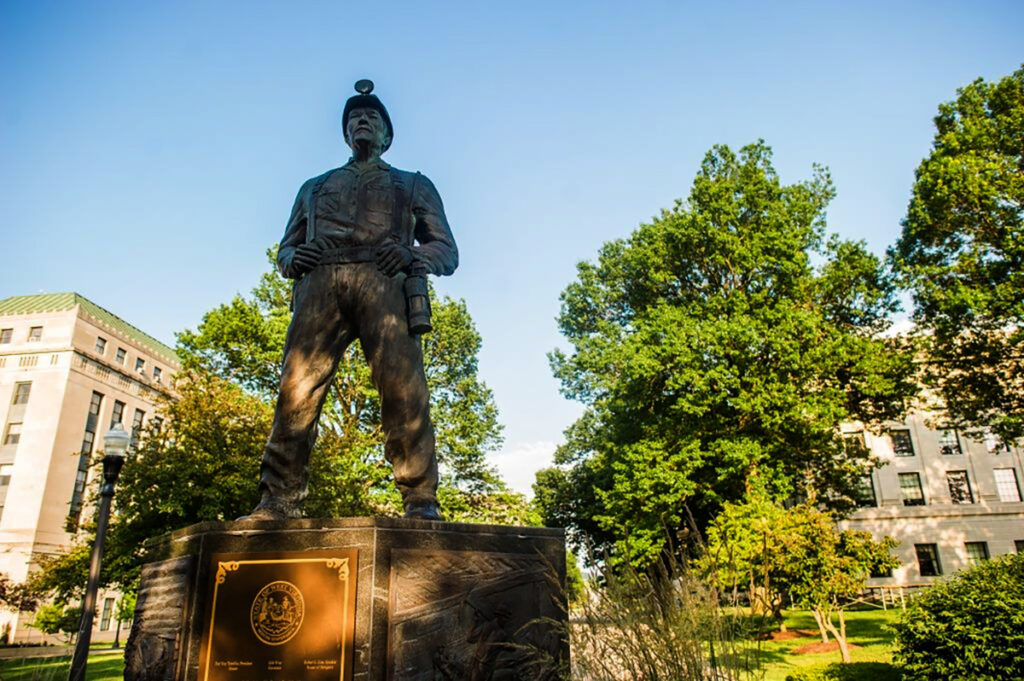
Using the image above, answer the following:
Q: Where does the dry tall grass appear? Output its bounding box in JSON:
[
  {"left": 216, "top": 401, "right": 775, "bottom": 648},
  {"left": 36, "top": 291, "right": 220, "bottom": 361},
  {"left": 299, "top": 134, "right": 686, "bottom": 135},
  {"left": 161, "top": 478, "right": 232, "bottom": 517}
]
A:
[{"left": 564, "top": 554, "right": 760, "bottom": 681}]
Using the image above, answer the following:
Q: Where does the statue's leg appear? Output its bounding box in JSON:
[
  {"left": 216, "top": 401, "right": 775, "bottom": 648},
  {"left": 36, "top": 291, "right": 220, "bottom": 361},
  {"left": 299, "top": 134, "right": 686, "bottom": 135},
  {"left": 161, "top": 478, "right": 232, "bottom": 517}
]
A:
[
  {"left": 256, "top": 266, "right": 354, "bottom": 517},
  {"left": 356, "top": 269, "right": 440, "bottom": 519}
]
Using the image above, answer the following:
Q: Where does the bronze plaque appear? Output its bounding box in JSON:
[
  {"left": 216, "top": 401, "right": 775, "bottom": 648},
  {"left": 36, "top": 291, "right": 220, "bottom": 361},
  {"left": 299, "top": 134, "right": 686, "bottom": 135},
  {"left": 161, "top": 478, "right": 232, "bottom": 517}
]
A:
[{"left": 198, "top": 550, "right": 358, "bottom": 681}]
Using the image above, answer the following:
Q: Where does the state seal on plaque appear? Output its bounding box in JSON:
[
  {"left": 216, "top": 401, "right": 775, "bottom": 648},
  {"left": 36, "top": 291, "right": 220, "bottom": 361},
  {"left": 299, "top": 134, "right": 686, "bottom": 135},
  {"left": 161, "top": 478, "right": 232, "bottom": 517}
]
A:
[
  {"left": 250, "top": 580, "right": 304, "bottom": 645},
  {"left": 200, "top": 551, "right": 356, "bottom": 680}
]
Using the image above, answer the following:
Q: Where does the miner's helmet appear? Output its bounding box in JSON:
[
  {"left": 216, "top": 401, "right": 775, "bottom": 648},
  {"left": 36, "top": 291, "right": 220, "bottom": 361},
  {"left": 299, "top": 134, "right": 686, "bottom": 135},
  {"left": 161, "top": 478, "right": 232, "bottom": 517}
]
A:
[{"left": 342, "top": 79, "right": 394, "bottom": 151}]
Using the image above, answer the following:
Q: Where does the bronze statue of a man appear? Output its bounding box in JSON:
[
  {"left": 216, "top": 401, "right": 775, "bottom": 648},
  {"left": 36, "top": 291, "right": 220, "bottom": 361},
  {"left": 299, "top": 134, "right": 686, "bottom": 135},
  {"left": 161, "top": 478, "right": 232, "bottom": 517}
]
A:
[{"left": 244, "top": 80, "right": 457, "bottom": 521}]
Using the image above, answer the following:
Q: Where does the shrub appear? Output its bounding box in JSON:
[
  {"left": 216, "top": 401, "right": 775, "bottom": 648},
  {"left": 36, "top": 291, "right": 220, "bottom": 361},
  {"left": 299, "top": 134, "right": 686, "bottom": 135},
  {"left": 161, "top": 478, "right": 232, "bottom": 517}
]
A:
[
  {"left": 785, "top": 662, "right": 902, "bottom": 681},
  {"left": 892, "top": 551, "right": 1024, "bottom": 680}
]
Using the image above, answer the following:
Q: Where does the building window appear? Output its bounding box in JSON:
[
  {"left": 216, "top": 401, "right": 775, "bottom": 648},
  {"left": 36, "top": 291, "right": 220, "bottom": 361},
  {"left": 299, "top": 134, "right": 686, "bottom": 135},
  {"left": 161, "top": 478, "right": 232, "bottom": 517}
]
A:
[
  {"left": 855, "top": 475, "right": 877, "bottom": 507},
  {"left": 115, "top": 347, "right": 126, "bottom": 365},
  {"left": 984, "top": 431, "right": 1010, "bottom": 454},
  {"left": 95, "top": 337, "right": 107, "bottom": 355},
  {"left": 81, "top": 429, "right": 95, "bottom": 455},
  {"left": 100, "top": 597, "right": 115, "bottom": 631},
  {"left": 86, "top": 391, "right": 103, "bottom": 431},
  {"left": 135, "top": 358, "right": 145, "bottom": 374},
  {"left": 2, "top": 423, "right": 21, "bottom": 446},
  {"left": 899, "top": 472, "right": 926, "bottom": 506},
  {"left": 0, "top": 464, "right": 12, "bottom": 521},
  {"left": 27, "top": 326, "right": 42, "bottom": 342},
  {"left": 946, "top": 470, "right": 974, "bottom": 504},
  {"left": 965, "top": 542, "right": 989, "bottom": 565},
  {"left": 153, "top": 366, "right": 162, "bottom": 383},
  {"left": 888, "top": 429, "right": 915, "bottom": 457},
  {"left": 69, "top": 390, "right": 105, "bottom": 527},
  {"left": 0, "top": 328, "right": 11, "bottom": 344},
  {"left": 110, "top": 400, "right": 126, "bottom": 429},
  {"left": 68, "top": 461, "right": 89, "bottom": 527},
  {"left": 915, "top": 543, "right": 942, "bottom": 576},
  {"left": 130, "top": 409, "right": 145, "bottom": 449},
  {"left": 994, "top": 468, "right": 1022, "bottom": 502},
  {"left": 12, "top": 382, "right": 31, "bottom": 405},
  {"left": 843, "top": 431, "right": 866, "bottom": 452},
  {"left": 939, "top": 428, "right": 962, "bottom": 456},
  {"left": 1015, "top": 540, "right": 1024, "bottom": 554}
]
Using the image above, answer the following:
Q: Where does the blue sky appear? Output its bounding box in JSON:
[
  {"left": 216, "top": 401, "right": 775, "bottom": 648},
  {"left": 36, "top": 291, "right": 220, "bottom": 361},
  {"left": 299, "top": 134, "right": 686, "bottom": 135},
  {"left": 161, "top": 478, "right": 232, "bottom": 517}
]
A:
[{"left": 2, "top": 1, "right": 1022, "bottom": 493}]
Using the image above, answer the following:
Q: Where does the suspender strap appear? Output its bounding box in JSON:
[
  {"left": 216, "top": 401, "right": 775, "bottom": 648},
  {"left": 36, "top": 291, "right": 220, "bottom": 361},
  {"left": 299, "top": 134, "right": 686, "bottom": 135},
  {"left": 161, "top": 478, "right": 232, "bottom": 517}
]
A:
[
  {"left": 306, "top": 172, "right": 332, "bottom": 244},
  {"left": 389, "top": 168, "right": 420, "bottom": 244}
]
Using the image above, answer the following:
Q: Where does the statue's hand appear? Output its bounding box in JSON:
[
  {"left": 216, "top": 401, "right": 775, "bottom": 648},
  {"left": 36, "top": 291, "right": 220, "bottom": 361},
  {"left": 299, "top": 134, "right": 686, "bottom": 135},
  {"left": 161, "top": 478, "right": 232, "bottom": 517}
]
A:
[
  {"left": 376, "top": 242, "right": 414, "bottom": 277},
  {"left": 289, "top": 243, "right": 322, "bottom": 277}
]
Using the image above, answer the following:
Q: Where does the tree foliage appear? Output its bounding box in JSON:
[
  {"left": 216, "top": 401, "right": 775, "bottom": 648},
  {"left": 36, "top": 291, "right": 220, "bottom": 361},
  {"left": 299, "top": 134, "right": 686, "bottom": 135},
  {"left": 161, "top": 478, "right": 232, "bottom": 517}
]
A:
[
  {"left": 0, "top": 573, "right": 39, "bottom": 613},
  {"left": 537, "top": 141, "right": 916, "bottom": 566},
  {"left": 892, "top": 551, "right": 1024, "bottom": 680},
  {"left": 891, "top": 66, "right": 1024, "bottom": 443},
  {"left": 33, "top": 603, "right": 82, "bottom": 642}
]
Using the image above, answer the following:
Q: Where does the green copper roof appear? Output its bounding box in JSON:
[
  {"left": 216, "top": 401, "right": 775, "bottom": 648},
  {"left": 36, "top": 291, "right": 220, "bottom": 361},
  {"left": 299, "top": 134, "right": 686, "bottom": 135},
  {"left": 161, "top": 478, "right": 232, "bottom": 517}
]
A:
[{"left": 0, "top": 292, "right": 178, "bottom": 365}]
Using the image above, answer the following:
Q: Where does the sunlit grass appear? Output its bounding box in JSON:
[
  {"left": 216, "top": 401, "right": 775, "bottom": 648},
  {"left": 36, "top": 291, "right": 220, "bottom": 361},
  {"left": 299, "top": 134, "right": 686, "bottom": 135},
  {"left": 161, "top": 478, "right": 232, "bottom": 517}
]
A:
[
  {"left": 756, "top": 608, "right": 898, "bottom": 681},
  {"left": 0, "top": 651, "right": 124, "bottom": 681}
]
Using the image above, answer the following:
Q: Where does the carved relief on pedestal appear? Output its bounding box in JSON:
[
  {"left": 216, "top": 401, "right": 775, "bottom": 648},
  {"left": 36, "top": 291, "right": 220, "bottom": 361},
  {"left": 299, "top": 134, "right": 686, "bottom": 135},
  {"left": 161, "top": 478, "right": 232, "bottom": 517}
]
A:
[{"left": 387, "top": 550, "right": 564, "bottom": 681}]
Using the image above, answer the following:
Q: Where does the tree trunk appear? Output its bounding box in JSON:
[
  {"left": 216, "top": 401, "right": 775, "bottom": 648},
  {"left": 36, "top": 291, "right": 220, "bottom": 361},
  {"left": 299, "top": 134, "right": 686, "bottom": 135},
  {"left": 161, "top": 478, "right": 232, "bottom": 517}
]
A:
[
  {"left": 773, "top": 599, "right": 787, "bottom": 632},
  {"left": 811, "top": 608, "right": 829, "bottom": 643},
  {"left": 822, "top": 609, "right": 851, "bottom": 663},
  {"left": 112, "top": 619, "right": 121, "bottom": 648}
]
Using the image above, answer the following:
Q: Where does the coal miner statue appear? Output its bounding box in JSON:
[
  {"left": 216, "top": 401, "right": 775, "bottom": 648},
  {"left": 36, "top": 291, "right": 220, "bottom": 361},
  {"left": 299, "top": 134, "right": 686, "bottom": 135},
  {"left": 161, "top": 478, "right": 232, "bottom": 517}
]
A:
[{"left": 243, "top": 80, "right": 456, "bottom": 522}]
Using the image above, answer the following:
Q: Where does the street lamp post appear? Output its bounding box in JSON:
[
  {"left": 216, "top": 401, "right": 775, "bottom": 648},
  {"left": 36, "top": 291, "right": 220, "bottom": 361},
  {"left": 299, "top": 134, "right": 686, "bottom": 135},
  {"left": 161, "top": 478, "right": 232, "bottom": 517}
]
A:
[{"left": 68, "top": 423, "right": 129, "bottom": 681}]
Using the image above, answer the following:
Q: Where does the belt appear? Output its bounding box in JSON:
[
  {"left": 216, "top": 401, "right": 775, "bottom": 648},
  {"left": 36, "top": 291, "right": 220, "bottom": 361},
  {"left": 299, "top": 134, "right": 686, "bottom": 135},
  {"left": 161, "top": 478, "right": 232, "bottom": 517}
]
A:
[{"left": 318, "top": 246, "right": 378, "bottom": 265}]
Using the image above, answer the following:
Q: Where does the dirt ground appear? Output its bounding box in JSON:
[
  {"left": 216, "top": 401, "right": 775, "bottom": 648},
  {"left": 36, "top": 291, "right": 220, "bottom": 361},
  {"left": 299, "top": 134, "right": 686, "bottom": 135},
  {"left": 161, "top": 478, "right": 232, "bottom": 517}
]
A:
[{"left": 793, "top": 640, "right": 862, "bottom": 655}]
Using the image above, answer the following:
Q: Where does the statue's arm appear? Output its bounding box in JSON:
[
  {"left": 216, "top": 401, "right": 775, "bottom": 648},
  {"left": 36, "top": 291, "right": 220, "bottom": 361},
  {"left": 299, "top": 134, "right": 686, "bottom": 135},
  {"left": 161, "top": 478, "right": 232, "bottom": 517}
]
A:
[
  {"left": 277, "top": 182, "right": 310, "bottom": 278},
  {"left": 410, "top": 174, "right": 459, "bottom": 276}
]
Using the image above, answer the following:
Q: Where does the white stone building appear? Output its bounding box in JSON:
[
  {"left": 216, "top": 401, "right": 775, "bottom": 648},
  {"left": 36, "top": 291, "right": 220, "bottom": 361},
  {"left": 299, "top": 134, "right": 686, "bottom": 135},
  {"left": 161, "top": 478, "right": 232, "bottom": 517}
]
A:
[
  {"left": 839, "top": 412, "right": 1024, "bottom": 588},
  {"left": 0, "top": 292, "right": 178, "bottom": 643}
]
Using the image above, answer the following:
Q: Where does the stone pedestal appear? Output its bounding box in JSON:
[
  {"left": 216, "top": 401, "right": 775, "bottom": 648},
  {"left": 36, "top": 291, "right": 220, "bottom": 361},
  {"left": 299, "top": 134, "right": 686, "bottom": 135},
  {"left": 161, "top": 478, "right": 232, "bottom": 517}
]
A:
[{"left": 124, "top": 517, "right": 567, "bottom": 681}]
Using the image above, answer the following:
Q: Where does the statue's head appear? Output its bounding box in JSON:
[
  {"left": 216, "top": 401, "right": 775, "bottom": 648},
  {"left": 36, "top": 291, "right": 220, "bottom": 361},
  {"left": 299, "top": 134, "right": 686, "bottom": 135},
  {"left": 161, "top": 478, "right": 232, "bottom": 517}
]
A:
[{"left": 343, "top": 79, "right": 393, "bottom": 155}]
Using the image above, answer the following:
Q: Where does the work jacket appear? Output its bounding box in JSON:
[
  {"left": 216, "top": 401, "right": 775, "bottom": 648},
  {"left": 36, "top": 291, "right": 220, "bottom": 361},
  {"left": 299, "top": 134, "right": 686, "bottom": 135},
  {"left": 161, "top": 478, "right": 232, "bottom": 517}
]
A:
[{"left": 277, "top": 158, "right": 458, "bottom": 279}]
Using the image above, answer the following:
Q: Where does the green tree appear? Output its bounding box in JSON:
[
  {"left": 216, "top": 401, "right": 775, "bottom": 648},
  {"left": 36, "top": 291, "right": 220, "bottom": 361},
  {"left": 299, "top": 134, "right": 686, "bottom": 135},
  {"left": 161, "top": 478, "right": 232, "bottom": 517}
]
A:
[
  {"left": 786, "top": 517, "right": 898, "bottom": 662},
  {"left": 31, "top": 372, "right": 275, "bottom": 596},
  {"left": 538, "top": 141, "right": 916, "bottom": 566},
  {"left": 701, "top": 484, "right": 795, "bottom": 631},
  {"left": 112, "top": 590, "right": 136, "bottom": 648},
  {"left": 704, "top": 489, "right": 898, "bottom": 660},
  {"left": 890, "top": 66, "right": 1024, "bottom": 443},
  {"left": 33, "top": 603, "right": 82, "bottom": 643},
  {"left": 0, "top": 573, "right": 39, "bottom": 613}
]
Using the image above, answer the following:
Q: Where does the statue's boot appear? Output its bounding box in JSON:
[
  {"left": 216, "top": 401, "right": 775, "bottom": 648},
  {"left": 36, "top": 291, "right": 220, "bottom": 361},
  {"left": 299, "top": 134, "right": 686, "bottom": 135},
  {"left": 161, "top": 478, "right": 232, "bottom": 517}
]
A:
[
  {"left": 403, "top": 496, "right": 444, "bottom": 521},
  {"left": 237, "top": 496, "right": 303, "bottom": 521}
]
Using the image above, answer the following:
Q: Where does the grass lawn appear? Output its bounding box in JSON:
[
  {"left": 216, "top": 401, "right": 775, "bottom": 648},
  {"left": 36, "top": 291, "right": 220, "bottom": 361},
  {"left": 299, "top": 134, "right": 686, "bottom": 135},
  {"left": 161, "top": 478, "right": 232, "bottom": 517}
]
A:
[
  {"left": 753, "top": 608, "right": 900, "bottom": 681},
  {"left": 0, "top": 650, "right": 125, "bottom": 681},
  {"left": 0, "top": 610, "right": 898, "bottom": 681}
]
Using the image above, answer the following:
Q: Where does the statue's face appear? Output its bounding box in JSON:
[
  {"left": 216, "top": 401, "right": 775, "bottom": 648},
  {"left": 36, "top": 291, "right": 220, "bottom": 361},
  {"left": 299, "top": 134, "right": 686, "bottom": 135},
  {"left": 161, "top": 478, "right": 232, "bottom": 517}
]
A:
[{"left": 346, "top": 107, "right": 390, "bottom": 152}]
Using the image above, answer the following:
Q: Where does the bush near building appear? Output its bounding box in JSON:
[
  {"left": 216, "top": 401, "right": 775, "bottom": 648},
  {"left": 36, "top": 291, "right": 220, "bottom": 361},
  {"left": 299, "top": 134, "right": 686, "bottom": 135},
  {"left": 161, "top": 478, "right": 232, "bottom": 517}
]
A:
[{"left": 892, "top": 551, "right": 1024, "bottom": 681}]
